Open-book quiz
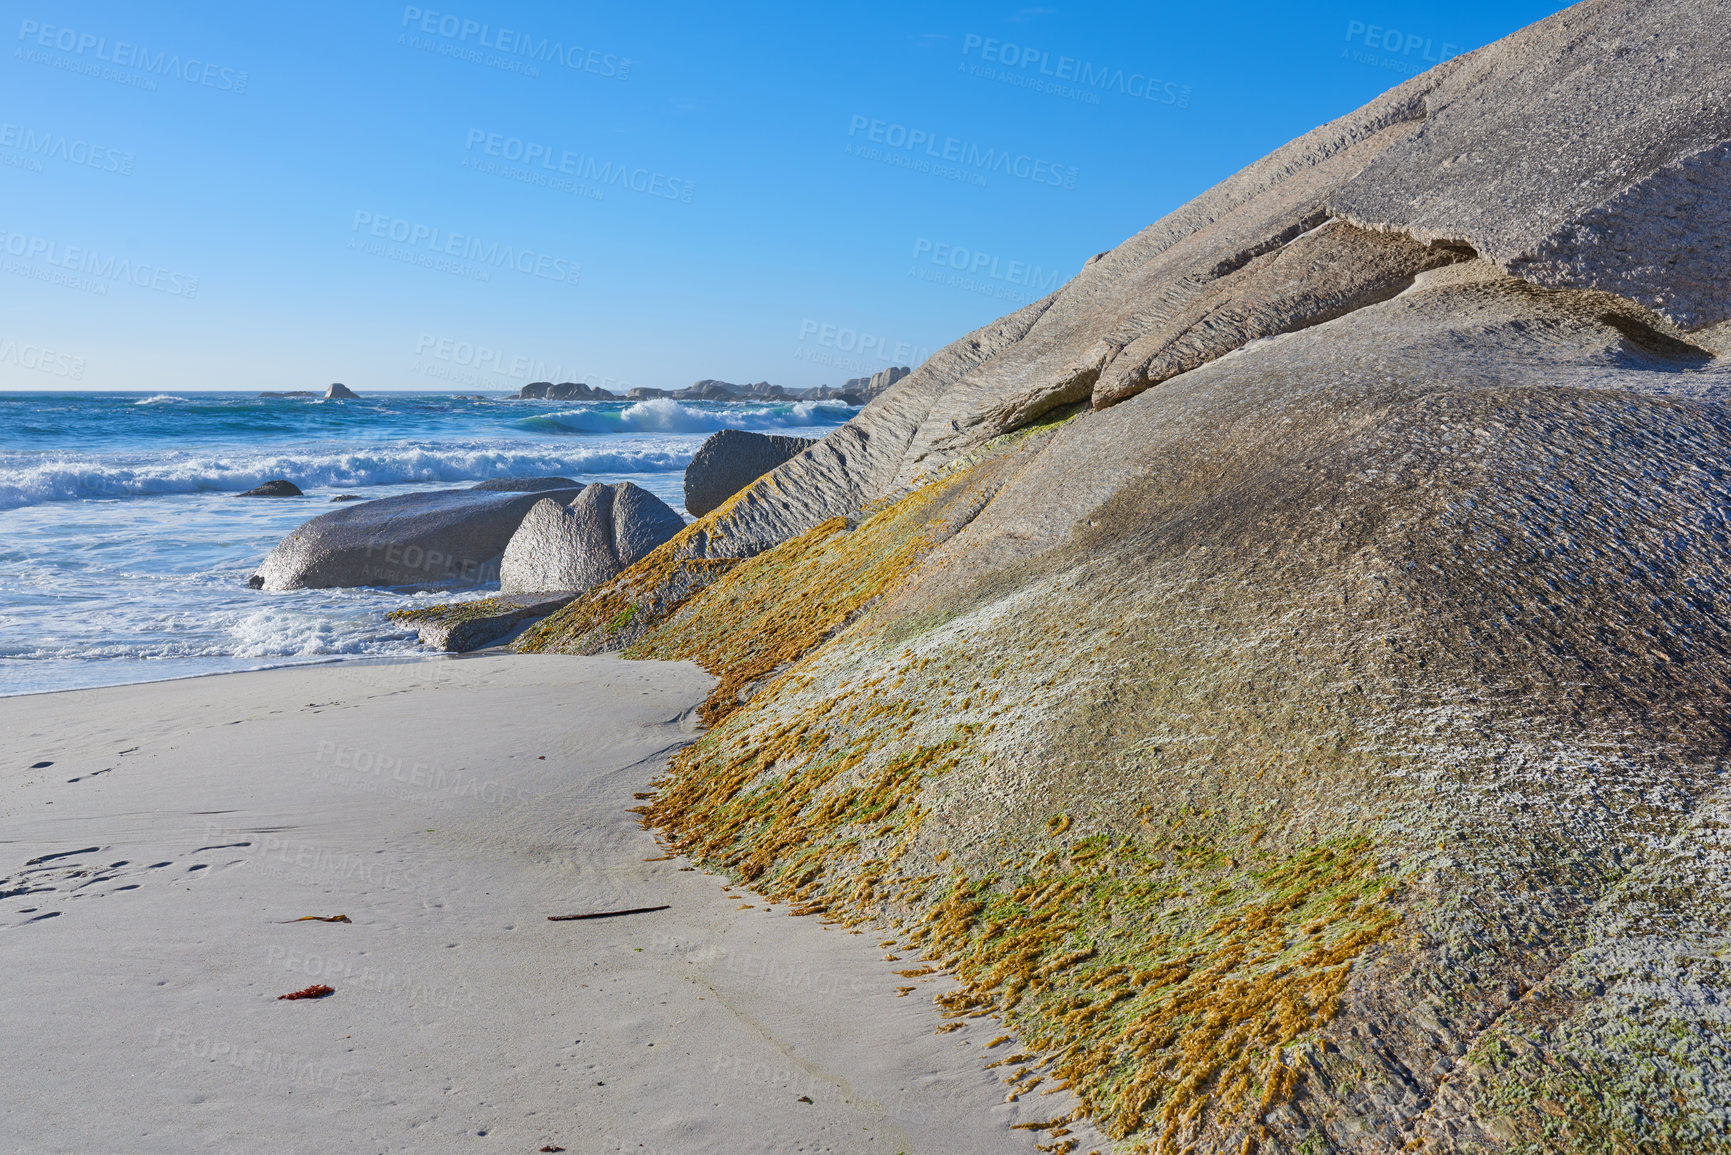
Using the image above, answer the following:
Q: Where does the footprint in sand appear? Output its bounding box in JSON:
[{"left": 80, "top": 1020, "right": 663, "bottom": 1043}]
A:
[{"left": 0, "top": 839, "right": 257, "bottom": 928}]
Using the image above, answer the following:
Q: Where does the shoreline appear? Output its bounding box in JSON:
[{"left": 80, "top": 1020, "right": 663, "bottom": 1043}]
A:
[
  {"left": 0, "top": 652, "right": 1098, "bottom": 1153},
  {"left": 0, "top": 649, "right": 490, "bottom": 701}
]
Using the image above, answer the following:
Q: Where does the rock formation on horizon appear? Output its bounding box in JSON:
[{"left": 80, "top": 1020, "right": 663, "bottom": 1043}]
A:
[
  {"left": 324, "top": 382, "right": 358, "bottom": 399},
  {"left": 516, "top": 3, "right": 1731, "bottom": 1150},
  {"left": 518, "top": 381, "right": 618, "bottom": 400}
]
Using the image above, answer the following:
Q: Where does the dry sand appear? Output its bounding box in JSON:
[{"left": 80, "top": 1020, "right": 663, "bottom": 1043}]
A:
[{"left": 0, "top": 654, "right": 1100, "bottom": 1154}]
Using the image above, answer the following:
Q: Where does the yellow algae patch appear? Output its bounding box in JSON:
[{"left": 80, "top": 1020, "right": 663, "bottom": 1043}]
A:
[
  {"left": 910, "top": 835, "right": 1400, "bottom": 1153},
  {"left": 627, "top": 464, "right": 995, "bottom": 723}
]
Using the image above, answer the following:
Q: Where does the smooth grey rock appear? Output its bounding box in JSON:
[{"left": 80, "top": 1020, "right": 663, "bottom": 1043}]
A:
[
  {"left": 683, "top": 430, "right": 819, "bottom": 518},
  {"left": 325, "top": 383, "right": 358, "bottom": 399},
  {"left": 498, "top": 482, "right": 685, "bottom": 594},
  {"left": 250, "top": 484, "right": 584, "bottom": 591},
  {"left": 236, "top": 480, "right": 304, "bottom": 498},
  {"left": 329, "top": 494, "right": 363, "bottom": 502},
  {"left": 611, "top": 483, "right": 688, "bottom": 562}
]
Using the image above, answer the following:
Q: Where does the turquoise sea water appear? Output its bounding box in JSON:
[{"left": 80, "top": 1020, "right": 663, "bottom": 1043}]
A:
[{"left": 0, "top": 391, "right": 853, "bottom": 696}]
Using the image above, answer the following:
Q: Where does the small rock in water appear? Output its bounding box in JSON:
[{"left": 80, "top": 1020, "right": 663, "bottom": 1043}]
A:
[
  {"left": 324, "top": 382, "right": 358, "bottom": 399},
  {"left": 236, "top": 480, "right": 304, "bottom": 498},
  {"left": 329, "top": 494, "right": 364, "bottom": 502}
]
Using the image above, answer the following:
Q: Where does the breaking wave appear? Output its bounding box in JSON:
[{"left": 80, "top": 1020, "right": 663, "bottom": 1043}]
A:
[
  {"left": 0, "top": 442, "right": 692, "bottom": 510},
  {"left": 515, "top": 397, "right": 855, "bottom": 435}
]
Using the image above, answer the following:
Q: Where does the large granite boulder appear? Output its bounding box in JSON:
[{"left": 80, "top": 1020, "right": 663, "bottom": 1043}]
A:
[
  {"left": 499, "top": 482, "right": 685, "bottom": 594},
  {"left": 683, "top": 430, "right": 818, "bottom": 517},
  {"left": 519, "top": 6, "right": 1731, "bottom": 1149},
  {"left": 324, "top": 383, "right": 357, "bottom": 399},
  {"left": 249, "top": 479, "right": 586, "bottom": 590}
]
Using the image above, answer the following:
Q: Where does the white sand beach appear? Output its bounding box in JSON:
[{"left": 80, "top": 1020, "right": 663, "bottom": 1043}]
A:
[{"left": 0, "top": 655, "right": 1099, "bottom": 1154}]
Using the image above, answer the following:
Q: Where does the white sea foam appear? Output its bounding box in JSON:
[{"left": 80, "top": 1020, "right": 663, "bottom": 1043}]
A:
[
  {"left": 132, "top": 394, "right": 190, "bottom": 405},
  {"left": 0, "top": 443, "right": 692, "bottom": 510},
  {"left": 523, "top": 397, "right": 855, "bottom": 435}
]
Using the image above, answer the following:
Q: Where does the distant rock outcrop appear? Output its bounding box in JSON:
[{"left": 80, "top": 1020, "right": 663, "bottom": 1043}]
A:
[
  {"left": 236, "top": 480, "right": 304, "bottom": 498},
  {"left": 499, "top": 482, "right": 685, "bottom": 594},
  {"left": 683, "top": 430, "right": 818, "bottom": 517},
  {"left": 801, "top": 366, "right": 910, "bottom": 405},
  {"left": 842, "top": 365, "right": 910, "bottom": 401},
  {"left": 250, "top": 480, "right": 585, "bottom": 590},
  {"left": 518, "top": 381, "right": 619, "bottom": 401},
  {"left": 324, "top": 383, "right": 358, "bottom": 399}
]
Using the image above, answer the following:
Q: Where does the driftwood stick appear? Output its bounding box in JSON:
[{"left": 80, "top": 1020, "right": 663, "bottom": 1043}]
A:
[{"left": 547, "top": 905, "right": 671, "bottom": 922}]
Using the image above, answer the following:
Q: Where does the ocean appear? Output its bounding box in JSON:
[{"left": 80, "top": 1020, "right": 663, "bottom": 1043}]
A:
[{"left": 0, "top": 391, "right": 854, "bottom": 697}]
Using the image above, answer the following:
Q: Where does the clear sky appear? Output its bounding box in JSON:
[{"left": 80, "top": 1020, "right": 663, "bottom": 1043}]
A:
[{"left": 0, "top": 0, "right": 1570, "bottom": 393}]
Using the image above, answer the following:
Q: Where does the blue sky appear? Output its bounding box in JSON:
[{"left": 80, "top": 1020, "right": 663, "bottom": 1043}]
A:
[{"left": 0, "top": 0, "right": 1568, "bottom": 392}]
